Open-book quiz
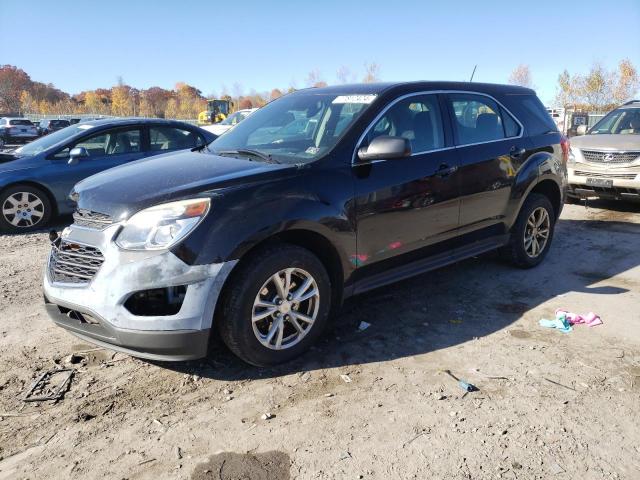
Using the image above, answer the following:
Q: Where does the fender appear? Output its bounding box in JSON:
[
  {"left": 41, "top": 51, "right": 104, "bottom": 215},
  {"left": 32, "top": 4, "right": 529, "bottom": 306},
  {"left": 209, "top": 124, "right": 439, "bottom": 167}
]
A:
[
  {"left": 505, "top": 149, "right": 564, "bottom": 228},
  {"left": 173, "top": 168, "right": 357, "bottom": 283}
]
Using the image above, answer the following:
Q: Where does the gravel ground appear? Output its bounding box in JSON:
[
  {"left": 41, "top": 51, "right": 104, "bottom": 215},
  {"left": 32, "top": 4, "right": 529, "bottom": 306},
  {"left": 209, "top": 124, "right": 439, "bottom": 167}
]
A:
[{"left": 0, "top": 201, "right": 639, "bottom": 480}]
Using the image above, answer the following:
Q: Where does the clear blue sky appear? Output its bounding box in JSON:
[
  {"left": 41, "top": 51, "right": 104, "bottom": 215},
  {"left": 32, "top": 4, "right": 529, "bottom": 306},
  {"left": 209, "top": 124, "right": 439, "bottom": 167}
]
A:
[{"left": 1, "top": 0, "right": 639, "bottom": 104}]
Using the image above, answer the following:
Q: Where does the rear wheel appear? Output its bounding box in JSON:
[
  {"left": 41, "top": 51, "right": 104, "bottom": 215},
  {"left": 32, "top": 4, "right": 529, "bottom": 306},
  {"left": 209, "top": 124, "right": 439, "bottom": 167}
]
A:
[
  {"left": 503, "top": 193, "right": 555, "bottom": 268},
  {"left": 0, "top": 185, "right": 52, "bottom": 233},
  {"left": 218, "top": 244, "right": 331, "bottom": 366}
]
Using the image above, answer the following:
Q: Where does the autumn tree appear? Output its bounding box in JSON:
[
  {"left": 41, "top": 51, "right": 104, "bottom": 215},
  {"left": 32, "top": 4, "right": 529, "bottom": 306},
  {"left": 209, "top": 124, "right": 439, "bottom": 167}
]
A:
[
  {"left": 612, "top": 58, "right": 639, "bottom": 105},
  {"left": 19, "top": 90, "right": 36, "bottom": 114},
  {"left": 239, "top": 97, "right": 253, "bottom": 109},
  {"left": 270, "top": 88, "right": 283, "bottom": 101},
  {"left": 581, "top": 63, "right": 613, "bottom": 108},
  {"left": 0, "top": 65, "right": 32, "bottom": 113},
  {"left": 111, "top": 84, "right": 134, "bottom": 116},
  {"left": 362, "top": 63, "right": 381, "bottom": 83},
  {"left": 508, "top": 64, "right": 533, "bottom": 88}
]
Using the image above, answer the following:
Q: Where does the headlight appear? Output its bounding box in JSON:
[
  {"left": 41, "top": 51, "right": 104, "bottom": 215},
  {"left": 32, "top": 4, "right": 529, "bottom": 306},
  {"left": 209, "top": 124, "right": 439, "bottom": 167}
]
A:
[{"left": 115, "top": 198, "right": 210, "bottom": 250}]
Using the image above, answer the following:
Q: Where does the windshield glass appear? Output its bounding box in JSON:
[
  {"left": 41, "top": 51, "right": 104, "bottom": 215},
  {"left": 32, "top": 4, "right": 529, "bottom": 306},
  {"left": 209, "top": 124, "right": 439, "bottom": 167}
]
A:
[
  {"left": 219, "top": 112, "right": 242, "bottom": 125},
  {"left": 589, "top": 108, "right": 640, "bottom": 135},
  {"left": 210, "top": 93, "right": 376, "bottom": 163},
  {"left": 14, "top": 124, "right": 93, "bottom": 156}
]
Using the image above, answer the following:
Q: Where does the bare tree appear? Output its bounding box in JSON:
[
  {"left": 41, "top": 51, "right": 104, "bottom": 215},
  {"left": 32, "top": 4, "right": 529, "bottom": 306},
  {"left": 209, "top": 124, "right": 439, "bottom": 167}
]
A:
[
  {"left": 508, "top": 64, "right": 533, "bottom": 88},
  {"left": 305, "top": 69, "right": 325, "bottom": 87},
  {"left": 362, "top": 63, "right": 381, "bottom": 83},
  {"left": 336, "top": 66, "right": 352, "bottom": 84}
]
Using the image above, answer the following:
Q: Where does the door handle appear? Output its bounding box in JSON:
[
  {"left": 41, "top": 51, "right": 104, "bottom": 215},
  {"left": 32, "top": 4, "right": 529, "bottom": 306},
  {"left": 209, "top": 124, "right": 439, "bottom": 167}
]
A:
[
  {"left": 435, "top": 164, "right": 457, "bottom": 177},
  {"left": 510, "top": 146, "right": 526, "bottom": 159}
]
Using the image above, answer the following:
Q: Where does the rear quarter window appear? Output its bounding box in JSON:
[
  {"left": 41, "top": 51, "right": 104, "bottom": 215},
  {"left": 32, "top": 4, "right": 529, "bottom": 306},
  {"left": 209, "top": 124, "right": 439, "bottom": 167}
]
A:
[{"left": 510, "top": 95, "right": 558, "bottom": 135}]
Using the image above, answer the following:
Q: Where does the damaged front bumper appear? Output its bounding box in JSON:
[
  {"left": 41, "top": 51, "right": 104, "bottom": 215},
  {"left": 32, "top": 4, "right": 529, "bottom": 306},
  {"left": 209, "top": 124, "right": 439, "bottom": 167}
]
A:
[{"left": 43, "top": 223, "right": 236, "bottom": 361}]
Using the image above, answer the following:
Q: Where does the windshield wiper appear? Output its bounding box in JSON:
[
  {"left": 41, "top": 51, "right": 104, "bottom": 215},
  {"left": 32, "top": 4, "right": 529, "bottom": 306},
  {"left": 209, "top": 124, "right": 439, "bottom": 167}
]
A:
[{"left": 216, "top": 149, "right": 280, "bottom": 163}]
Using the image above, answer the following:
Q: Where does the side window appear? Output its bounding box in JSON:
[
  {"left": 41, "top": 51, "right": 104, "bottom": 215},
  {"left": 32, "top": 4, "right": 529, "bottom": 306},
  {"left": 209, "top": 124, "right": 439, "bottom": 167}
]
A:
[
  {"left": 448, "top": 94, "right": 506, "bottom": 145},
  {"left": 501, "top": 107, "right": 520, "bottom": 137},
  {"left": 54, "top": 128, "right": 141, "bottom": 159},
  {"left": 366, "top": 95, "right": 445, "bottom": 153},
  {"left": 150, "top": 126, "right": 201, "bottom": 151}
]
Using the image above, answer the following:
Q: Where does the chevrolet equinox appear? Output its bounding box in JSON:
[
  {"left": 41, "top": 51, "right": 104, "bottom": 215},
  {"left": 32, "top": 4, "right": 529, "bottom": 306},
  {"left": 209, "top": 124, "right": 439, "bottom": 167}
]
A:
[{"left": 43, "top": 82, "right": 567, "bottom": 366}]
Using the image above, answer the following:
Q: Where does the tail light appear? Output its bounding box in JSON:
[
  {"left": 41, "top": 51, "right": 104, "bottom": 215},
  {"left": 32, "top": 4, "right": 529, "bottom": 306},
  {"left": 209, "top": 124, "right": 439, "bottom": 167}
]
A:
[{"left": 560, "top": 135, "right": 570, "bottom": 163}]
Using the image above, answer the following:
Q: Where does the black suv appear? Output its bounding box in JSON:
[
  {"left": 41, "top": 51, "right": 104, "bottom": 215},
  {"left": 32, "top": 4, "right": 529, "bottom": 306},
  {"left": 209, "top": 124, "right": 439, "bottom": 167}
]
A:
[
  {"left": 44, "top": 82, "right": 567, "bottom": 366},
  {"left": 38, "top": 118, "right": 71, "bottom": 135}
]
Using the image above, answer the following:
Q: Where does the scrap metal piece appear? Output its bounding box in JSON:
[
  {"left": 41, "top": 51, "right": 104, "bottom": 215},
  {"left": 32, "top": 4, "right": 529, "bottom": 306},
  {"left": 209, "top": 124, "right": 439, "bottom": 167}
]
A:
[{"left": 23, "top": 368, "right": 75, "bottom": 402}]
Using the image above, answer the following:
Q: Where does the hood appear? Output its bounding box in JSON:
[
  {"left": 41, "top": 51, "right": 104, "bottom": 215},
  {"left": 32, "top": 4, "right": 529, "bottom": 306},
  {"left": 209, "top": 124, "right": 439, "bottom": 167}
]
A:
[
  {"left": 74, "top": 149, "right": 292, "bottom": 219},
  {"left": 571, "top": 134, "right": 640, "bottom": 151}
]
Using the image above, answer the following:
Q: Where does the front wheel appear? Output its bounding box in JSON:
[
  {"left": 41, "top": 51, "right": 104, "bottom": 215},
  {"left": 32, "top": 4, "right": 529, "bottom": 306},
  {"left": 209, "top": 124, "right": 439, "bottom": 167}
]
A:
[
  {"left": 503, "top": 193, "right": 556, "bottom": 268},
  {"left": 218, "top": 244, "right": 332, "bottom": 366},
  {"left": 0, "top": 185, "right": 52, "bottom": 233}
]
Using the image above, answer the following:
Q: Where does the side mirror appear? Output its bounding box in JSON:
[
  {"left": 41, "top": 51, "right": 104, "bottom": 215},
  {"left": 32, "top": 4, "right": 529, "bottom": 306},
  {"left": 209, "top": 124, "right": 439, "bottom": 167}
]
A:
[
  {"left": 68, "top": 147, "right": 89, "bottom": 165},
  {"left": 576, "top": 125, "right": 588, "bottom": 136},
  {"left": 357, "top": 136, "right": 411, "bottom": 162}
]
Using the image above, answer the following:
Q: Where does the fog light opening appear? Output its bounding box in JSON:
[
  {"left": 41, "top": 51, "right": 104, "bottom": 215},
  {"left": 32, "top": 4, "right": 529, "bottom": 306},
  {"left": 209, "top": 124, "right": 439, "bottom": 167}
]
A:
[{"left": 124, "top": 286, "right": 187, "bottom": 316}]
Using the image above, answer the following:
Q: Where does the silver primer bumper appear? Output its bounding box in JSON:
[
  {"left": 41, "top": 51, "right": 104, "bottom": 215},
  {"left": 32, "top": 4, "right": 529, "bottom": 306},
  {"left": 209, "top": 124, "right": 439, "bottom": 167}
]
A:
[{"left": 43, "top": 224, "right": 236, "bottom": 361}]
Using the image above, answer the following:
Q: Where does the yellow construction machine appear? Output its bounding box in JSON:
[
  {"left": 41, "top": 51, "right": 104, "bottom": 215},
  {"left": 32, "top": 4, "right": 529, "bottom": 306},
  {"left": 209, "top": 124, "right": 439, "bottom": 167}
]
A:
[{"left": 198, "top": 99, "right": 233, "bottom": 125}]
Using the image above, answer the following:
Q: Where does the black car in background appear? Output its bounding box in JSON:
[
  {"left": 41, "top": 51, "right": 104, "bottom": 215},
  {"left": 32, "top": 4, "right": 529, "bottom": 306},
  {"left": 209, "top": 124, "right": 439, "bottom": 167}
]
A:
[
  {"left": 38, "top": 119, "right": 71, "bottom": 135},
  {"left": 44, "top": 82, "right": 567, "bottom": 366}
]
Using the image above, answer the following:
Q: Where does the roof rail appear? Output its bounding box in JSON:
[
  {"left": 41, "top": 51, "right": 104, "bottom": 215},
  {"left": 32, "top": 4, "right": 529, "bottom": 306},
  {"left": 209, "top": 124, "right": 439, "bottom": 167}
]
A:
[{"left": 622, "top": 99, "right": 640, "bottom": 105}]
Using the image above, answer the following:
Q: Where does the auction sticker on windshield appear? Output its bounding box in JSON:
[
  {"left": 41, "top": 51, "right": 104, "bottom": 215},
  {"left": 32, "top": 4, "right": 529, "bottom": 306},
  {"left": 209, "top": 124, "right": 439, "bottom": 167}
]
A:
[{"left": 332, "top": 95, "right": 377, "bottom": 104}]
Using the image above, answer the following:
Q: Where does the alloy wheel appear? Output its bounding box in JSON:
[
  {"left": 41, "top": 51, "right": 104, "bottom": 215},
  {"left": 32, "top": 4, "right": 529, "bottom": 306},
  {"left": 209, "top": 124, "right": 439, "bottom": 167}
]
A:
[
  {"left": 252, "top": 267, "right": 320, "bottom": 350},
  {"left": 2, "top": 192, "right": 45, "bottom": 228},
  {"left": 524, "top": 206, "right": 550, "bottom": 258}
]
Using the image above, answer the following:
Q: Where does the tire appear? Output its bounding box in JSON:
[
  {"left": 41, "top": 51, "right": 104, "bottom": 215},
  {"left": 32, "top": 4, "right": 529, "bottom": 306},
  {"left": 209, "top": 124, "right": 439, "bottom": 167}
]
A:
[
  {"left": 503, "top": 193, "right": 556, "bottom": 269},
  {"left": 0, "top": 185, "right": 53, "bottom": 233},
  {"left": 218, "top": 243, "right": 332, "bottom": 366}
]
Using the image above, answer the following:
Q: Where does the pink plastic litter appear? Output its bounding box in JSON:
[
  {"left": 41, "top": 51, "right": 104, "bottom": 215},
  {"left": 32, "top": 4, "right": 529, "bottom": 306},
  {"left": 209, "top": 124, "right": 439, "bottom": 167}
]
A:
[{"left": 555, "top": 309, "right": 602, "bottom": 327}]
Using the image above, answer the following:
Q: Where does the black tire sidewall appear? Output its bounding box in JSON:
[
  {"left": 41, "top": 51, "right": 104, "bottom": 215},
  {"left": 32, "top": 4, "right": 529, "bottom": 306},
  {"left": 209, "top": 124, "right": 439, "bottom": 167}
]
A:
[
  {"left": 0, "top": 185, "right": 52, "bottom": 233},
  {"left": 220, "top": 244, "right": 332, "bottom": 366},
  {"left": 509, "top": 193, "right": 556, "bottom": 268}
]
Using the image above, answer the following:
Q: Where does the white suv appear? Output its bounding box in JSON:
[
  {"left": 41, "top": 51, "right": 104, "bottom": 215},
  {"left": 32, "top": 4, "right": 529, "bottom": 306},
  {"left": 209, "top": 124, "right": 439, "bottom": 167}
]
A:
[{"left": 567, "top": 100, "right": 640, "bottom": 202}]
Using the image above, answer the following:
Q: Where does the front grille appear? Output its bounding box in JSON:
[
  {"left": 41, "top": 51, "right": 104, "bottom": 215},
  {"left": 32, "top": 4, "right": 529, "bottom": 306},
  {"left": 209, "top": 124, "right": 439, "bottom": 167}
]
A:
[
  {"left": 72, "top": 209, "right": 113, "bottom": 230},
  {"left": 581, "top": 150, "right": 640, "bottom": 165},
  {"left": 49, "top": 240, "right": 105, "bottom": 284},
  {"left": 574, "top": 170, "right": 638, "bottom": 180}
]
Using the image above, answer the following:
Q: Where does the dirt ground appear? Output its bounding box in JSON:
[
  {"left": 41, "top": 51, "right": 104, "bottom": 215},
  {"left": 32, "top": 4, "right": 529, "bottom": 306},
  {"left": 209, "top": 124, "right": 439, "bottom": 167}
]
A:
[{"left": 0, "top": 201, "right": 639, "bottom": 480}]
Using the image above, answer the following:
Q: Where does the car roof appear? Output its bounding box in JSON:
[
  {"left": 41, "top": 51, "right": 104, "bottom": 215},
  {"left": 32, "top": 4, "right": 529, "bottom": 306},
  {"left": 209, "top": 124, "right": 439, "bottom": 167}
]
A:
[
  {"left": 1, "top": 117, "right": 31, "bottom": 121},
  {"left": 74, "top": 117, "right": 200, "bottom": 128},
  {"left": 292, "top": 81, "right": 534, "bottom": 96}
]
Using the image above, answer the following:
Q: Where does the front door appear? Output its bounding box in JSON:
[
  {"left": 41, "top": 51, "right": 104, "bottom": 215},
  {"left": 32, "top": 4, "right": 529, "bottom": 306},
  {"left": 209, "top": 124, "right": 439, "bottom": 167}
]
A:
[
  {"left": 353, "top": 93, "right": 460, "bottom": 275},
  {"left": 45, "top": 126, "right": 146, "bottom": 211}
]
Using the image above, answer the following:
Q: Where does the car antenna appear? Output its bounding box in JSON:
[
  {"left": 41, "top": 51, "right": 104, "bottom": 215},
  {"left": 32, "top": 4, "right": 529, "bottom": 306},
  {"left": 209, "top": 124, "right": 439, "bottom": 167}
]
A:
[{"left": 469, "top": 65, "right": 477, "bottom": 82}]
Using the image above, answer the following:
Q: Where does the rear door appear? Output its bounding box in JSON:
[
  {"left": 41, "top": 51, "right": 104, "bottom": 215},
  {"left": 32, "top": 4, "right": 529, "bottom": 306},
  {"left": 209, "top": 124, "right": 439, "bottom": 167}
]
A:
[
  {"left": 45, "top": 126, "right": 146, "bottom": 209},
  {"left": 353, "top": 93, "right": 460, "bottom": 276},
  {"left": 445, "top": 92, "right": 525, "bottom": 237},
  {"left": 147, "top": 125, "right": 206, "bottom": 156}
]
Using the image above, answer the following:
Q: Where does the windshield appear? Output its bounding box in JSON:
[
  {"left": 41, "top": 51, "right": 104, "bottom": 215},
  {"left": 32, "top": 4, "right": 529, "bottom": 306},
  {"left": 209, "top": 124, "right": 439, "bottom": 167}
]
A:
[
  {"left": 219, "top": 112, "right": 243, "bottom": 126},
  {"left": 210, "top": 93, "right": 375, "bottom": 163},
  {"left": 14, "top": 124, "right": 93, "bottom": 156},
  {"left": 589, "top": 108, "right": 640, "bottom": 135}
]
